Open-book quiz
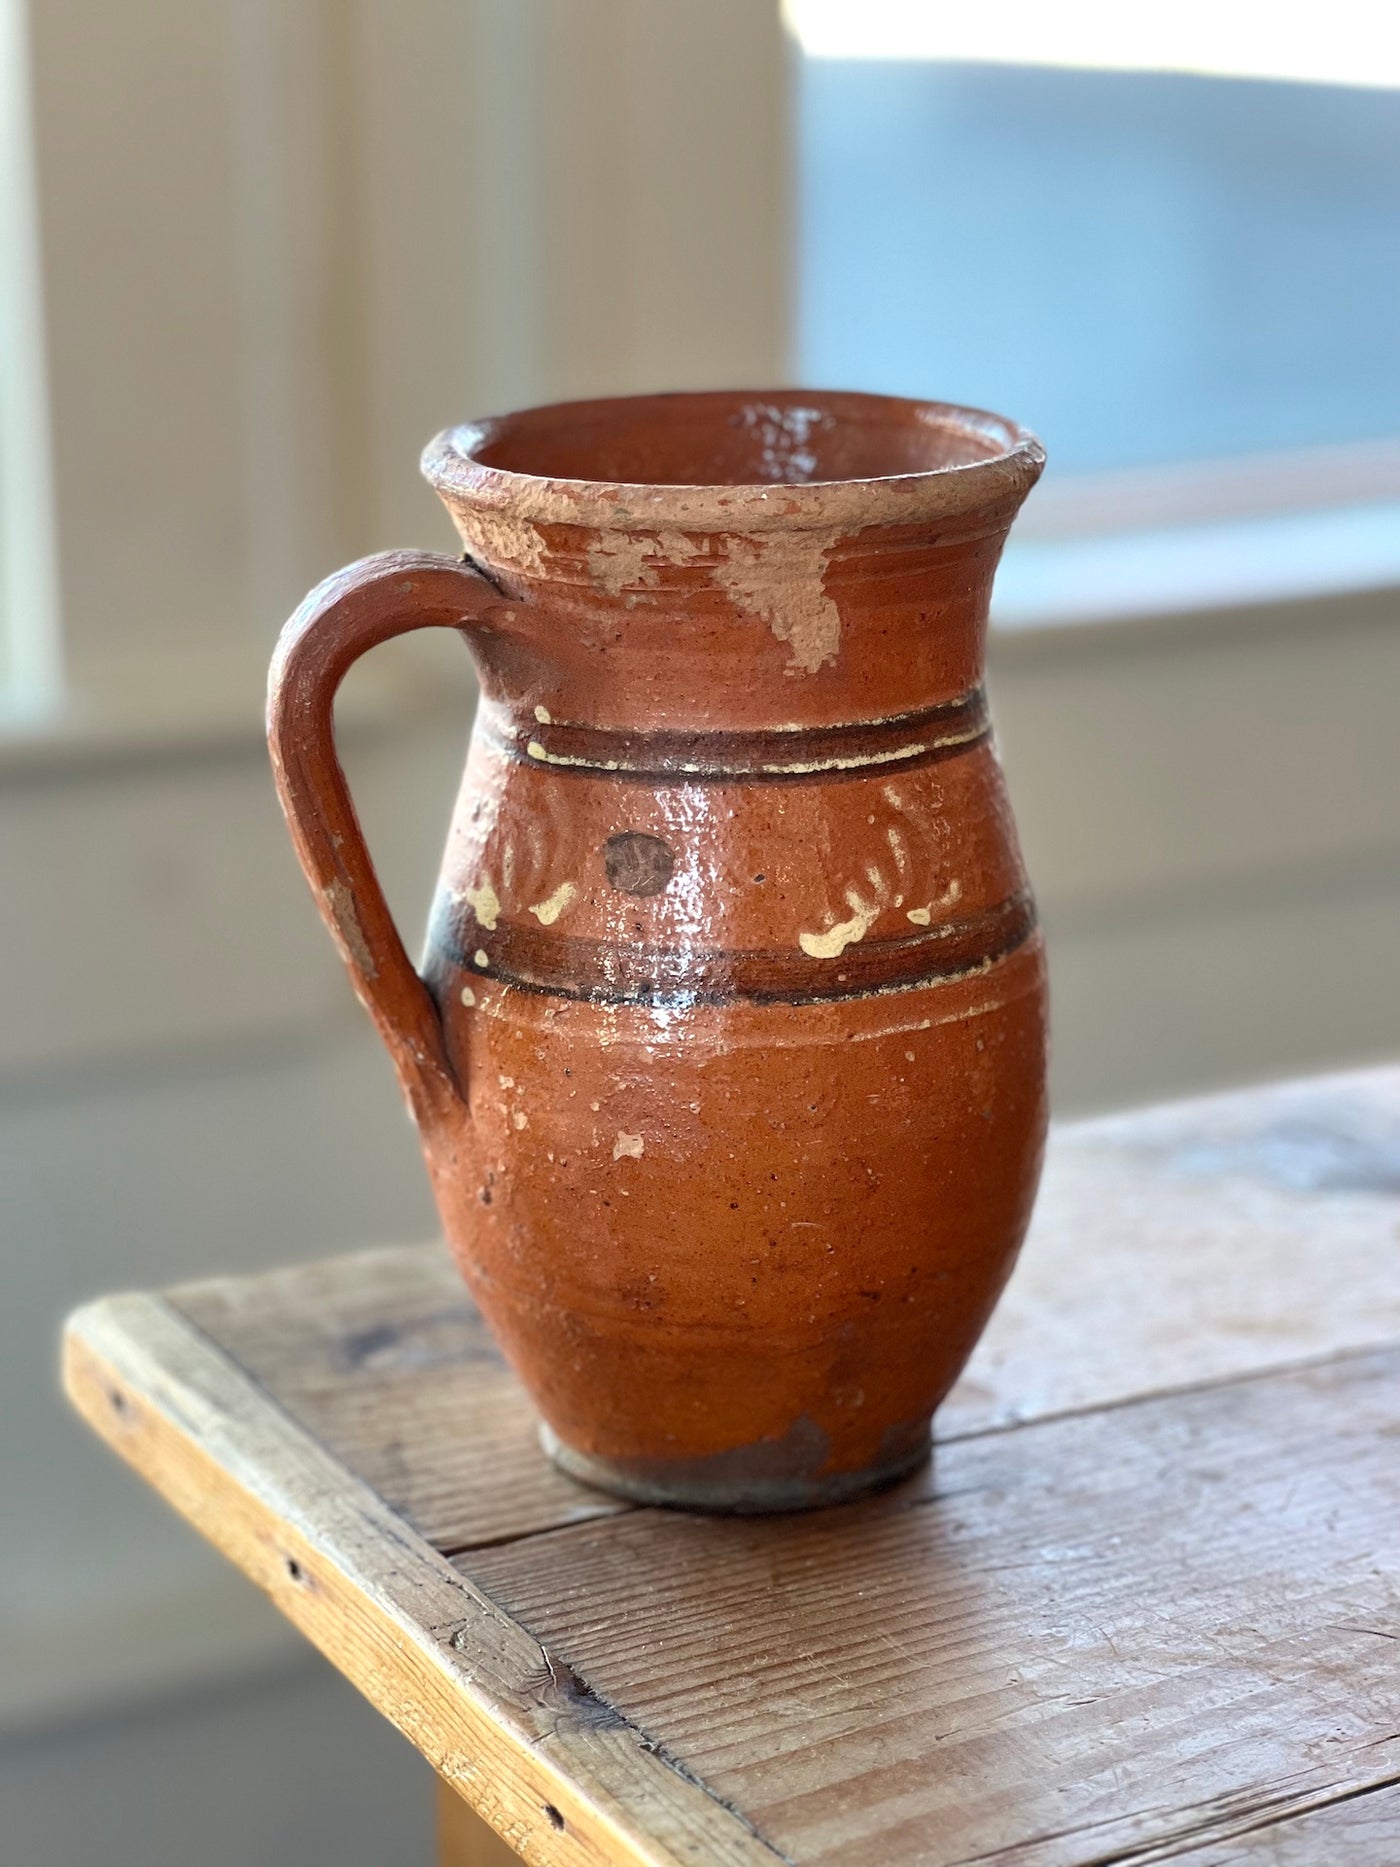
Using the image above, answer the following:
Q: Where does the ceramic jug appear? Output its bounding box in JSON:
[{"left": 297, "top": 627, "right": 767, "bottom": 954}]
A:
[{"left": 268, "top": 389, "right": 1047, "bottom": 1511}]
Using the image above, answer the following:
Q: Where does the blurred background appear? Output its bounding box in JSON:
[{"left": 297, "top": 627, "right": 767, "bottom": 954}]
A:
[{"left": 2, "top": 1, "right": 1397, "bottom": 1860}]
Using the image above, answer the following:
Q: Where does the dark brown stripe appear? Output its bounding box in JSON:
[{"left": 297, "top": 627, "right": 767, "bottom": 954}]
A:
[
  {"left": 478, "top": 690, "right": 989, "bottom": 785},
  {"left": 428, "top": 890, "right": 1036, "bottom": 1008}
]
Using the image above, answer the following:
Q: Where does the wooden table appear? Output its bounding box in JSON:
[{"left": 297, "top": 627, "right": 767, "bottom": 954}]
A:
[{"left": 65, "top": 1067, "right": 1400, "bottom": 1866}]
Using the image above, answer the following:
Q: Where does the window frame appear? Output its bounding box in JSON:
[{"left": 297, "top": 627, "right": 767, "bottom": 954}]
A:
[{"left": 0, "top": 0, "right": 60, "bottom": 718}]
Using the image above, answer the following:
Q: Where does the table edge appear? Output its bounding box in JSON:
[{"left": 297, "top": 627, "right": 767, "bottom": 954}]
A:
[{"left": 62, "top": 1291, "right": 788, "bottom": 1867}]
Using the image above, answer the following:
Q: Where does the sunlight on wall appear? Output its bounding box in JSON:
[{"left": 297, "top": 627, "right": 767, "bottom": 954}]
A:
[{"left": 782, "top": 0, "right": 1400, "bottom": 90}]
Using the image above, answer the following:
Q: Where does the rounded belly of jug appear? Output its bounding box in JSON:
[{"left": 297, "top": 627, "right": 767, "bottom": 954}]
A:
[
  {"left": 420, "top": 713, "right": 1047, "bottom": 1510},
  {"left": 426, "top": 930, "right": 1047, "bottom": 1512}
]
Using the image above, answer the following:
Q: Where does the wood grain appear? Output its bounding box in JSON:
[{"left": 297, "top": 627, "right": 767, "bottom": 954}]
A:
[
  {"left": 167, "top": 1244, "right": 623, "bottom": 1551},
  {"left": 441, "top": 1775, "right": 529, "bottom": 1865},
  {"left": 462, "top": 1348, "right": 1400, "bottom": 1867},
  {"left": 64, "top": 1066, "right": 1400, "bottom": 1865},
  {"left": 167, "top": 1067, "right": 1400, "bottom": 1551},
  {"left": 959, "top": 1066, "right": 1400, "bottom": 1434},
  {"left": 1168, "top": 1782, "right": 1400, "bottom": 1863},
  {"left": 62, "top": 1295, "right": 781, "bottom": 1867}
]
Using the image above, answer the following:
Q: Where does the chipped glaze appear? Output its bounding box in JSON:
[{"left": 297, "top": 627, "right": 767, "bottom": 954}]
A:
[{"left": 268, "top": 388, "right": 1048, "bottom": 1513}]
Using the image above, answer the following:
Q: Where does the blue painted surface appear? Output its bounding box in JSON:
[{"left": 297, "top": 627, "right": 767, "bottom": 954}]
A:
[{"left": 796, "top": 61, "right": 1400, "bottom": 471}]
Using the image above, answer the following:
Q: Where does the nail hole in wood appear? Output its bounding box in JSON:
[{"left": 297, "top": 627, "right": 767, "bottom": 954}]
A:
[
  {"left": 543, "top": 1804, "right": 565, "bottom": 1831},
  {"left": 284, "top": 1556, "right": 305, "bottom": 1584},
  {"left": 107, "top": 1386, "right": 130, "bottom": 1418}
]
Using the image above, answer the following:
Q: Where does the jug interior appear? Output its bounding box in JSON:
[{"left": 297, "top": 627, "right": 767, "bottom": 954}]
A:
[{"left": 470, "top": 389, "right": 1020, "bottom": 490}]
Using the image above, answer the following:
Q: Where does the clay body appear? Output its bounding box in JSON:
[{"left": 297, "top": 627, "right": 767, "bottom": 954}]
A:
[{"left": 268, "top": 390, "right": 1048, "bottom": 1511}]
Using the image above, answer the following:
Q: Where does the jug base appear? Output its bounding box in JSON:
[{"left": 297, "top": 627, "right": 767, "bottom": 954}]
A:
[{"left": 539, "top": 1421, "right": 932, "bottom": 1515}]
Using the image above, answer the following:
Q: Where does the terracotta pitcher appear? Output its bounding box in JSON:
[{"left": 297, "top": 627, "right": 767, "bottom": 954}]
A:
[{"left": 268, "top": 389, "right": 1047, "bottom": 1511}]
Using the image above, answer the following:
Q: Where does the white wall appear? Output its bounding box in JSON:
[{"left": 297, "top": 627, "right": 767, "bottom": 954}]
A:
[{"left": 993, "top": 584, "right": 1400, "bottom": 1109}]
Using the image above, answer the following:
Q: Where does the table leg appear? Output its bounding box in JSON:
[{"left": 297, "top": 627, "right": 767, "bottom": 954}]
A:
[{"left": 437, "top": 1777, "right": 525, "bottom": 1865}]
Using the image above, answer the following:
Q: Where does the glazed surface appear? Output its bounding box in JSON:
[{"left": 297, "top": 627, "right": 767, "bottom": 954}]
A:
[
  {"left": 420, "top": 680, "right": 1046, "bottom": 1491},
  {"left": 270, "top": 389, "right": 1049, "bottom": 1509}
]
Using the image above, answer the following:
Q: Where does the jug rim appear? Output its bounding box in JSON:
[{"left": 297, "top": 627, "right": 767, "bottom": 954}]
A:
[{"left": 422, "top": 388, "right": 1044, "bottom": 536}]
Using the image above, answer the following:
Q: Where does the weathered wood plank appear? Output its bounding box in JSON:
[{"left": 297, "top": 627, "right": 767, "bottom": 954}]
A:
[
  {"left": 64, "top": 1067, "right": 1400, "bottom": 1866},
  {"left": 168, "top": 1244, "right": 624, "bottom": 1550},
  {"left": 461, "top": 1348, "right": 1400, "bottom": 1867},
  {"left": 1166, "top": 1782, "right": 1400, "bottom": 1863},
  {"left": 957, "top": 1065, "right": 1400, "bottom": 1435},
  {"left": 166, "top": 1067, "right": 1400, "bottom": 1553},
  {"left": 440, "top": 1775, "right": 528, "bottom": 1865},
  {"left": 62, "top": 1295, "right": 784, "bottom": 1867}
]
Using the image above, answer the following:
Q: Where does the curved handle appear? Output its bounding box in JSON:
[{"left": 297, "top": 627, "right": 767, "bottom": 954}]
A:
[{"left": 267, "top": 549, "right": 501, "bottom": 1125}]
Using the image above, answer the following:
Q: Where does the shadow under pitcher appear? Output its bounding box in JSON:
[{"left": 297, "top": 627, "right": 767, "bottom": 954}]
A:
[{"left": 267, "top": 389, "right": 1048, "bottom": 1512}]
